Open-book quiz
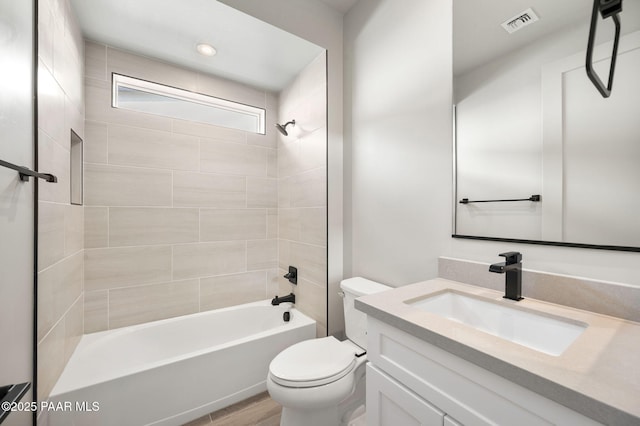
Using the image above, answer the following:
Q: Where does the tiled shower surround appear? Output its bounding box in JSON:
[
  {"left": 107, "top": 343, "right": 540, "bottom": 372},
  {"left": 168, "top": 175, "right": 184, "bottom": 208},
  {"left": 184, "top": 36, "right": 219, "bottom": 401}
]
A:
[
  {"left": 37, "top": 0, "right": 84, "bottom": 402},
  {"left": 277, "top": 53, "right": 328, "bottom": 337},
  {"left": 83, "top": 41, "right": 328, "bottom": 334}
]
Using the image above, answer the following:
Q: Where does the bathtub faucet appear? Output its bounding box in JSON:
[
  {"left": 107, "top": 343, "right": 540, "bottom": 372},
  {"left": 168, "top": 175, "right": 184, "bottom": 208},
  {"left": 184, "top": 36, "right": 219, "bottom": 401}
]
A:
[{"left": 271, "top": 293, "right": 295, "bottom": 305}]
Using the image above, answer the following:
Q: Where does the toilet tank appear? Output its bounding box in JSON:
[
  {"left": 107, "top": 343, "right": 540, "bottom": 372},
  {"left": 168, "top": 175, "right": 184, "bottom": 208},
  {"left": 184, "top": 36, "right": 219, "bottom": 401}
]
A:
[{"left": 341, "top": 277, "right": 391, "bottom": 349}]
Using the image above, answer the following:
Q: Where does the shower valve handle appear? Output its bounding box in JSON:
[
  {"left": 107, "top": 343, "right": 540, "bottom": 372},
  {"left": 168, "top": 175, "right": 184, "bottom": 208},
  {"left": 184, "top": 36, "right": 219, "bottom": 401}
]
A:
[{"left": 283, "top": 266, "right": 297, "bottom": 285}]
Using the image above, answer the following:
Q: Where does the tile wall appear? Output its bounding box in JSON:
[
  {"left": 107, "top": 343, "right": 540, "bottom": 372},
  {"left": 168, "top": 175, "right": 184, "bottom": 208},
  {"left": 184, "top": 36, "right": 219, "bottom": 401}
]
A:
[
  {"left": 277, "top": 52, "right": 328, "bottom": 336},
  {"left": 36, "top": 0, "right": 85, "bottom": 402},
  {"left": 83, "top": 42, "right": 281, "bottom": 332}
]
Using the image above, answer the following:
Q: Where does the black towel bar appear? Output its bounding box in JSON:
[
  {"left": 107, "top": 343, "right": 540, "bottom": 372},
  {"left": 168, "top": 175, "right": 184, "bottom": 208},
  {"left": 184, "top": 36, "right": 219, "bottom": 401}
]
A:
[
  {"left": 0, "top": 382, "right": 31, "bottom": 423},
  {"left": 0, "top": 158, "right": 57, "bottom": 183},
  {"left": 459, "top": 195, "right": 541, "bottom": 204}
]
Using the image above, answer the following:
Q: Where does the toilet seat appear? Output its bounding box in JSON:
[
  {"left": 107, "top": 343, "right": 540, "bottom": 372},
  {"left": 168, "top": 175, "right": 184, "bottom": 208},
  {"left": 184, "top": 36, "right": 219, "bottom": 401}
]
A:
[{"left": 269, "top": 337, "right": 360, "bottom": 388}]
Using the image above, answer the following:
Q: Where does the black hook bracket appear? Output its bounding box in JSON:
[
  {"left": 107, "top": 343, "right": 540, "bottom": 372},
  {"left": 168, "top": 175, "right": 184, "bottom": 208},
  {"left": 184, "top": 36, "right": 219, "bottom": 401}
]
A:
[{"left": 586, "top": 0, "right": 623, "bottom": 98}]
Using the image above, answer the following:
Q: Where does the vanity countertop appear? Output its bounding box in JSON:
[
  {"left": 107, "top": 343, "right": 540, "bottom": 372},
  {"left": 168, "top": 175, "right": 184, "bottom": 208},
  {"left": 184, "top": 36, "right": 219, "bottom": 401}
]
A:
[{"left": 355, "top": 278, "right": 640, "bottom": 425}]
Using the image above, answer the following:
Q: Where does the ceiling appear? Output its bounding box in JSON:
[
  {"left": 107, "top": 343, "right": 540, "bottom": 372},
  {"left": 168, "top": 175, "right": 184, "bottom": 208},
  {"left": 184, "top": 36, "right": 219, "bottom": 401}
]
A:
[
  {"left": 68, "top": 0, "right": 639, "bottom": 87},
  {"left": 455, "top": 0, "right": 640, "bottom": 76},
  {"left": 70, "top": 0, "right": 325, "bottom": 92},
  {"left": 455, "top": 0, "right": 589, "bottom": 76},
  {"left": 319, "top": 0, "right": 359, "bottom": 14}
]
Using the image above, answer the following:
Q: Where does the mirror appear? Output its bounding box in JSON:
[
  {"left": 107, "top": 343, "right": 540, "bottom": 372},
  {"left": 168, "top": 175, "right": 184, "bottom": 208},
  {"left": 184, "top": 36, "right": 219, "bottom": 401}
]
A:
[{"left": 453, "top": 0, "right": 640, "bottom": 251}]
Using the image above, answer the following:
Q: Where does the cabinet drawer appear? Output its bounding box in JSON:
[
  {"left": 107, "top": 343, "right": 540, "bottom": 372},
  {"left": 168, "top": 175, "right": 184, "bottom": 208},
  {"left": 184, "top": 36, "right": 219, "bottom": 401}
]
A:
[
  {"left": 367, "top": 317, "right": 601, "bottom": 426},
  {"left": 367, "top": 364, "right": 444, "bottom": 426}
]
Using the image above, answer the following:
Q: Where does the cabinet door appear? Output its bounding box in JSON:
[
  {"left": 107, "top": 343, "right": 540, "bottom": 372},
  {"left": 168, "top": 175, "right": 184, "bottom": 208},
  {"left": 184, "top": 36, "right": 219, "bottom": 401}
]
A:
[{"left": 367, "top": 364, "right": 444, "bottom": 426}]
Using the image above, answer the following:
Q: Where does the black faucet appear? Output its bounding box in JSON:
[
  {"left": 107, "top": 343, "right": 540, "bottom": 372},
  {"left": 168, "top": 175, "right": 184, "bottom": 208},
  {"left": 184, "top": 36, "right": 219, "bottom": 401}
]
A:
[
  {"left": 489, "top": 252, "right": 523, "bottom": 301},
  {"left": 271, "top": 293, "right": 295, "bottom": 305}
]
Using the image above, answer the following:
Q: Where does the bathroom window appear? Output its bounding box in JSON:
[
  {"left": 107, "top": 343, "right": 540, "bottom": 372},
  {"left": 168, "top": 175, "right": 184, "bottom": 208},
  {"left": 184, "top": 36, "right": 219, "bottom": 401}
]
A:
[{"left": 112, "top": 74, "right": 266, "bottom": 134}]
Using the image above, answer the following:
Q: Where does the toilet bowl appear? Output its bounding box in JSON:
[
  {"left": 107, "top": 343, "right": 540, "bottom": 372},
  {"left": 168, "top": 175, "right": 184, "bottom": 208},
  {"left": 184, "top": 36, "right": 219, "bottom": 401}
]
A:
[
  {"left": 267, "top": 336, "right": 367, "bottom": 425},
  {"left": 267, "top": 277, "right": 391, "bottom": 426}
]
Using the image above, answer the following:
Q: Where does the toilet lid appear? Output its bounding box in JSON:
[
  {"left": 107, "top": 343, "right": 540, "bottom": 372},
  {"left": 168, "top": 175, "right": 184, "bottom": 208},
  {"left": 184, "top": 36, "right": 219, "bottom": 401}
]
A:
[{"left": 269, "top": 336, "right": 358, "bottom": 388}]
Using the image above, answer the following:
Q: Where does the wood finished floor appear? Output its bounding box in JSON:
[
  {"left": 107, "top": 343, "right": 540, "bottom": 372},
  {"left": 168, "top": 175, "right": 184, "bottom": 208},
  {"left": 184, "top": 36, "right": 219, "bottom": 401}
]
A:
[{"left": 182, "top": 392, "right": 282, "bottom": 426}]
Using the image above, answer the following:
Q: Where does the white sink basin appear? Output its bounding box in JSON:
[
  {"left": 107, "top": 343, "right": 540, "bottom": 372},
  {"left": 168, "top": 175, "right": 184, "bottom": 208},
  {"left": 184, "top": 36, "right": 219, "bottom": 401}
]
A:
[{"left": 407, "top": 291, "right": 587, "bottom": 356}]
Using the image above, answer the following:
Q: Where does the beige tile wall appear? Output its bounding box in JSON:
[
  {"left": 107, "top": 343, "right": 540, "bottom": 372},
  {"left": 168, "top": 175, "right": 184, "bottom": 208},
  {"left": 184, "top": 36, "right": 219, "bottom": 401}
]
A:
[
  {"left": 277, "top": 52, "right": 328, "bottom": 337},
  {"left": 37, "top": 0, "right": 84, "bottom": 403},
  {"left": 83, "top": 42, "right": 281, "bottom": 332},
  {"left": 439, "top": 257, "right": 640, "bottom": 323}
]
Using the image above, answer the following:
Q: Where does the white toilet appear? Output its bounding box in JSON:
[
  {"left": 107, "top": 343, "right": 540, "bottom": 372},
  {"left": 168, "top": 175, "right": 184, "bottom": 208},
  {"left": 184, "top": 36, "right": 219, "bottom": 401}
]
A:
[{"left": 267, "top": 277, "right": 391, "bottom": 426}]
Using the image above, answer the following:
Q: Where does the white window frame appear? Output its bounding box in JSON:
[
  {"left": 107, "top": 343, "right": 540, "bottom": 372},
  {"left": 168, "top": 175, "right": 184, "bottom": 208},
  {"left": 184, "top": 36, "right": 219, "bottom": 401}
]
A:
[{"left": 112, "top": 73, "right": 266, "bottom": 134}]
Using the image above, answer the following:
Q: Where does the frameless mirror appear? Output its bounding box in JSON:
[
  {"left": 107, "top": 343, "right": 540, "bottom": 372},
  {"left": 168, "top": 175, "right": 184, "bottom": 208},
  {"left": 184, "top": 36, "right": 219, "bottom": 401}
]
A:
[{"left": 453, "top": 0, "right": 640, "bottom": 251}]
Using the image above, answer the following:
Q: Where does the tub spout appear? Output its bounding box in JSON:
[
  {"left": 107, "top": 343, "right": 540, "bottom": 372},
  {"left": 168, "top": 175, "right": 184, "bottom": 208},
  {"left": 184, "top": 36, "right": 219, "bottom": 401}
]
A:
[{"left": 271, "top": 293, "right": 295, "bottom": 305}]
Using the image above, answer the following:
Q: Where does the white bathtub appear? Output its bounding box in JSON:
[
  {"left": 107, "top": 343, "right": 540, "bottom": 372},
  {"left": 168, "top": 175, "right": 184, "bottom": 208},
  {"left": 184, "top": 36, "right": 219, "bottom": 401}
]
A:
[{"left": 45, "top": 300, "right": 316, "bottom": 426}]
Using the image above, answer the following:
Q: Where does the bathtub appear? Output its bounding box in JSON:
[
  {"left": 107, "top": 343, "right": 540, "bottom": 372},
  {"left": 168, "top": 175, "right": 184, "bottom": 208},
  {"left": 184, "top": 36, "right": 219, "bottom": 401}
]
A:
[{"left": 45, "top": 300, "right": 316, "bottom": 426}]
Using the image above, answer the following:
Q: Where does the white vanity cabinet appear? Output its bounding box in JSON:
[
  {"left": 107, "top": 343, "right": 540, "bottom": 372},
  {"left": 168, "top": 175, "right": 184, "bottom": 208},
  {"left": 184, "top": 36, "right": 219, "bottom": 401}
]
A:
[
  {"left": 367, "top": 363, "right": 467, "bottom": 426},
  {"left": 366, "top": 317, "right": 602, "bottom": 426},
  {"left": 367, "top": 363, "right": 446, "bottom": 425}
]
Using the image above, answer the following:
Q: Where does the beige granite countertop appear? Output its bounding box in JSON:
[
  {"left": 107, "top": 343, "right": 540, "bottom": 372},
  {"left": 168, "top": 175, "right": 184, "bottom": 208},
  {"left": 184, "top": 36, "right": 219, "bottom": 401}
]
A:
[{"left": 355, "top": 278, "right": 640, "bottom": 426}]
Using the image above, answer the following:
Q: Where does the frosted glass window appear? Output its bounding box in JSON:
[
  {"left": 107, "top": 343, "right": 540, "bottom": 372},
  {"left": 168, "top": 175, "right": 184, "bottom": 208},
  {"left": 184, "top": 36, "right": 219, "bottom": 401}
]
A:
[{"left": 112, "top": 74, "right": 265, "bottom": 134}]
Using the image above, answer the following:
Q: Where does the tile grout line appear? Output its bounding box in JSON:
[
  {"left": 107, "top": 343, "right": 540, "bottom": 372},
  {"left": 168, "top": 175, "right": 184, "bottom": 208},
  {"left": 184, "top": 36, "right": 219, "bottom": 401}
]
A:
[
  {"left": 106, "top": 289, "right": 110, "bottom": 331},
  {"left": 37, "top": 292, "right": 83, "bottom": 347}
]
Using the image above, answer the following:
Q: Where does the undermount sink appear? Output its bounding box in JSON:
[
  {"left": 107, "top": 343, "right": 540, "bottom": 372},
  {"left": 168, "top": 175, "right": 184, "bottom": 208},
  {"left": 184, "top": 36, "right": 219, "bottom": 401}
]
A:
[{"left": 407, "top": 291, "right": 587, "bottom": 356}]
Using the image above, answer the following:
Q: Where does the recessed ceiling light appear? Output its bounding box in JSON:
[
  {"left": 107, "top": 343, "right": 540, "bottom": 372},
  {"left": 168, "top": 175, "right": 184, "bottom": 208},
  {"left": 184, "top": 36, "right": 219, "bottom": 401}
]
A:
[{"left": 196, "top": 43, "right": 217, "bottom": 56}]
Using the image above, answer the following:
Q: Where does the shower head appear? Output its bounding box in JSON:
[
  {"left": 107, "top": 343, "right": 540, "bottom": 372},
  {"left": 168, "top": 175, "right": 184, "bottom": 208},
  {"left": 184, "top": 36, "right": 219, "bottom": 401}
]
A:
[{"left": 275, "top": 120, "right": 295, "bottom": 136}]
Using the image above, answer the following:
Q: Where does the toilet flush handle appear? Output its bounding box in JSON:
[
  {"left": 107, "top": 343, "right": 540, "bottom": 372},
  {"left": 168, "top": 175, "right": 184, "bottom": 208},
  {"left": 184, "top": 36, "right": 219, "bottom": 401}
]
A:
[{"left": 338, "top": 291, "right": 345, "bottom": 298}]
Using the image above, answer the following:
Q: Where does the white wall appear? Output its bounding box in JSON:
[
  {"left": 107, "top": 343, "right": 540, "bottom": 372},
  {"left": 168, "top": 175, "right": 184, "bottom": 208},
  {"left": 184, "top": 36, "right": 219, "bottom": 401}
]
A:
[
  {"left": 218, "top": 0, "right": 345, "bottom": 335},
  {"left": 0, "top": 0, "right": 34, "bottom": 424},
  {"left": 344, "top": 0, "right": 453, "bottom": 286}
]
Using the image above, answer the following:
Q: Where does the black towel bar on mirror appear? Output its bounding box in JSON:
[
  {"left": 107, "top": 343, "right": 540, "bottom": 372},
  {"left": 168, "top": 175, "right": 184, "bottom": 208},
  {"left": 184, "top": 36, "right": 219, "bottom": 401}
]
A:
[
  {"left": 459, "top": 195, "right": 541, "bottom": 204},
  {"left": 0, "top": 382, "right": 31, "bottom": 423},
  {"left": 0, "top": 158, "right": 57, "bottom": 183}
]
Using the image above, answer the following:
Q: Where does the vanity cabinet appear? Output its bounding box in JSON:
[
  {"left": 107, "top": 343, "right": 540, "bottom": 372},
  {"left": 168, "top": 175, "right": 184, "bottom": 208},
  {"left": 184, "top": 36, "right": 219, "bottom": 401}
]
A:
[
  {"left": 366, "top": 317, "right": 602, "bottom": 426},
  {"left": 367, "top": 363, "right": 445, "bottom": 425},
  {"left": 368, "top": 364, "right": 467, "bottom": 426}
]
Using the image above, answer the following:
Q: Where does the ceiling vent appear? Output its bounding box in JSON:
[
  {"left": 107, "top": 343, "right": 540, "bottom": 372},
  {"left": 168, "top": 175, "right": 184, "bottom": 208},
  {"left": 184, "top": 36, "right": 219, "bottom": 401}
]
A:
[{"left": 501, "top": 8, "right": 539, "bottom": 34}]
